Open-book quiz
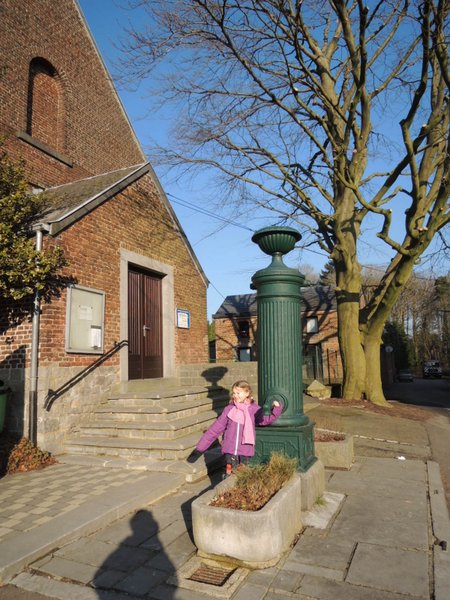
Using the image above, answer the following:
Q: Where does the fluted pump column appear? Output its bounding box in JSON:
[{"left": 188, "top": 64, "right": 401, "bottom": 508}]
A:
[{"left": 251, "top": 226, "right": 316, "bottom": 472}]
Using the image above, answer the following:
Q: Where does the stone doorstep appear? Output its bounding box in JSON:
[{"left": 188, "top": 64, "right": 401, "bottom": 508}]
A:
[
  {"left": 65, "top": 429, "right": 202, "bottom": 451},
  {"left": 108, "top": 384, "right": 226, "bottom": 401},
  {"left": 78, "top": 425, "right": 207, "bottom": 442},
  {"left": 64, "top": 383, "right": 223, "bottom": 479},
  {"left": 74, "top": 431, "right": 201, "bottom": 450}
]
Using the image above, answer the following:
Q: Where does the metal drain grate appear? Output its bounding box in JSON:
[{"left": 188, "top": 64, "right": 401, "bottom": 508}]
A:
[{"left": 188, "top": 563, "right": 236, "bottom": 587}]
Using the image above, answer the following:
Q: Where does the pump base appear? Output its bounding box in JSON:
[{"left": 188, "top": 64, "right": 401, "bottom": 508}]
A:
[{"left": 252, "top": 421, "right": 317, "bottom": 472}]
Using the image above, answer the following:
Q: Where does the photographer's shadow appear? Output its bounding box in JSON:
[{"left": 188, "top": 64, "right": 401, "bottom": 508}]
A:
[{"left": 93, "top": 509, "right": 176, "bottom": 598}]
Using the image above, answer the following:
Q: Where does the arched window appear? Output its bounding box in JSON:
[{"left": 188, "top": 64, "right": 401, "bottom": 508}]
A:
[{"left": 27, "top": 58, "right": 64, "bottom": 152}]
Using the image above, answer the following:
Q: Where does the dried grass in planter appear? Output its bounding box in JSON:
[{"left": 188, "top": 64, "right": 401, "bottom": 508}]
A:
[{"left": 210, "top": 453, "right": 297, "bottom": 511}]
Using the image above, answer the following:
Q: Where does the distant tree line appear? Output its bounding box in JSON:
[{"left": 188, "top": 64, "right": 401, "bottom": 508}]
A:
[{"left": 318, "top": 261, "right": 449, "bottom": 372}]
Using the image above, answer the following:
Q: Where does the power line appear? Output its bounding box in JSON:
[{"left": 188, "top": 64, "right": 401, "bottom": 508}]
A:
[
  {"left": 168, "top": 191, "right": 330, "bottom": 257},
  {"left": 166, "top": 191, "right": 447, "bottom": 285},
  {"left": 167, "top": 192, "right": 254, "bottom": 232},
  {"left": 209, "top": 280, "right": 227, "bottom": 301}
]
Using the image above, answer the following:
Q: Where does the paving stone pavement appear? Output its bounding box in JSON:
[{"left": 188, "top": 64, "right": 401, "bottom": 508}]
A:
[
  {"left": 0, "top": 465, "right": 185, "bottom": 585},
  {"left": 2, "top": 400, "right": 450, "bottom": 600},
  {"left": 4, "top": 455, "right": 450, "bottom": 600},
  {"left": 0, "top": 465, "right": 154, "bottom": 543}
]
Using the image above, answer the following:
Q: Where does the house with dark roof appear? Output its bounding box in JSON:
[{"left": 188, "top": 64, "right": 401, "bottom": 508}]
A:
[
  {"left": 0, "top": 0, "right": 209, "bottom": 454},
  {"left": 213, "top": 286, "right": 342, "bottom": 384}
]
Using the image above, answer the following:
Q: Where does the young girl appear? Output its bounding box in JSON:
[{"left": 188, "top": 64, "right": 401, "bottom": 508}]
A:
[{"left": 194, "top": 380, "right": 282, "bottom": 476}]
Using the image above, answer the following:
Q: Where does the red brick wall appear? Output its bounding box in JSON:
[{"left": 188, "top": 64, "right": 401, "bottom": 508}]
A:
[
  {"left": 215, "top": 317, "right": 258, "bottom": 361},
  {"left": 303, "top": 310, "right": 342, "bottom": 382},
  {"left": 0, "top": 0, "right": 208, "bottom": 371},
  {"left": 37, "top": 175, "right": 208, "bottom": 368},
  {"left": 0, "top": 0, "right": 144, "bottom": 188}
]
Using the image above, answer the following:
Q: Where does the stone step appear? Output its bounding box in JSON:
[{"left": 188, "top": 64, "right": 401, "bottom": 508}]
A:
[
  {"left": 109, "top": 377, "right": 182, "bottom": 396},
  {"left": 65, "top": 431, "right": 205, "bottom": 461},
  {"left": 107, "top": 385, "right": 224, "bottom": 402},
  {"left": 79, "top": 409, "right": 217, "bottom": 440},
  {"left": 95, "top": 393, "right": 228, "bottom": 418},
  {"left": 64, "top": 379, "right": 228, "bottom": 481},
  {"left": 58, "top": 447, "right": 224, "bottom": 484}
]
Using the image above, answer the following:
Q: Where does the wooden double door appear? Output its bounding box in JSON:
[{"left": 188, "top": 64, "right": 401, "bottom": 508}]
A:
[{"left": 128, "top": 266, "right": 163, "bottom": 380}]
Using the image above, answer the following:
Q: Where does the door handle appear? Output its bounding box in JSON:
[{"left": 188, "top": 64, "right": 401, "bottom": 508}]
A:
[{"left": 143, "top": 325, "right": 151, "bottom": 337}]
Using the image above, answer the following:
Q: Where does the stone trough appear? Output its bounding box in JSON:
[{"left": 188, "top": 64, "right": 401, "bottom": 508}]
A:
[
  {"left": 314, "top": 429, "right": 354, "bottom": 470},
  {"left": 192, "top": 473, "right": 303, "bottom": 569}
]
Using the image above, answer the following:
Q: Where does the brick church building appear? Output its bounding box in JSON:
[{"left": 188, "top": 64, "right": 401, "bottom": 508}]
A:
[{"left": 0, "top": 0, "right": 209, "bottom": 452}]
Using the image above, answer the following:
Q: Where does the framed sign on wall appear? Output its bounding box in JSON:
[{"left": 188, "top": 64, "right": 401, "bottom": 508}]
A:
[
  {"left": 176, "top": 308, "right": 190, "bottom": 329},
  {"left": 65, "top": 285, "right": 105, "bottom": 353}
]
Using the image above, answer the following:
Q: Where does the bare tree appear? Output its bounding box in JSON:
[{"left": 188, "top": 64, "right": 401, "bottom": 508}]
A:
[
  {"left": 122, "top": 0, "right": 450, "bottom": 404},
  {"left": 392, "top": 271, "right": 450, "bottom": 367},
  {"left": 300, "top": 263, "right": 319, "bottom": 284}
]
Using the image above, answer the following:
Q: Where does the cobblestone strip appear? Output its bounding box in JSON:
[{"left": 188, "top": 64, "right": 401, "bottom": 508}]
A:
[{"left": 0, "top": 464, "right": 150, "bottom": 542}]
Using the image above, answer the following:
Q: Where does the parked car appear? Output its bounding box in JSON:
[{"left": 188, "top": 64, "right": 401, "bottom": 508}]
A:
[
  {"left": 423, "top": 360, "right": 442, "bottom": 378},
  {"left": 397, "top": 369, "right": 414, "bottom": 382}
]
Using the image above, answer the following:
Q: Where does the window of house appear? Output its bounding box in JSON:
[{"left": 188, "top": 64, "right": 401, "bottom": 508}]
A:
[
  {"left": 305, "top": 317, "right": 319, "bottom": 334},
  {"left": 238, "top": 320, "right": 250, "bottom": 337},
  {"left": 238, "top": 347, "right": 252, "bottom": 362},
  {"left": 26, "top": 58, "right": 64, "bottom": 152}
]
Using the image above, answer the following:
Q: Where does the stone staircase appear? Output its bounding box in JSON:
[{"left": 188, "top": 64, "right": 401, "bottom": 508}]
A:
[{"left": 61, "top": 379, "right": 229, "bottom": 482}]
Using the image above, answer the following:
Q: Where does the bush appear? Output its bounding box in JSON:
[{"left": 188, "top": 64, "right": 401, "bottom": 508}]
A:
[{"left": 210, "top": 453, "right": 297, "bottom": 511}]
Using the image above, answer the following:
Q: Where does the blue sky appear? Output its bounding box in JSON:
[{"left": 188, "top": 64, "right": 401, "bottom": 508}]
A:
[
  {"left": 77, "top": 0, "right": 330, "bottom": 319},
  {"left": 76, "top": 1, "right": 447, "bottom": 318}
]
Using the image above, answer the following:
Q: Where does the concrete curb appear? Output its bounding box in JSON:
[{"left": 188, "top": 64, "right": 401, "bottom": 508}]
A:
[
  {"left": 427, "top": 461, "right": 450, "bottom": 600},
  {"left": 0, "top": 471, "right": 184, "bottom": 584}
]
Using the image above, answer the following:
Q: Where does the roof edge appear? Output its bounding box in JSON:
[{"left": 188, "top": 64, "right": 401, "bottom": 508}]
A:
[{"left": 42, "top": 163, "right": 150, "bottom": 235}]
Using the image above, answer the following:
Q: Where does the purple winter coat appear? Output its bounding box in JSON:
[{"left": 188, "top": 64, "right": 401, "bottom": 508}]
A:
[{"left": 196, "top": 402, "right": 282, "bottom": 457}]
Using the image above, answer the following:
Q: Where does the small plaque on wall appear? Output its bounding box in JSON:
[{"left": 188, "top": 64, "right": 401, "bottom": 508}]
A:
[{"left": 176, "top": 308, "right": 190, "bottom": 329}]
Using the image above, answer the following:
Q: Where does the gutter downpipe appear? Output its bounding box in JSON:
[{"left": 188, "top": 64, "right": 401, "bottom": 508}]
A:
[{"left": 29, "top": 227, "right": 44, "bottom": 445}]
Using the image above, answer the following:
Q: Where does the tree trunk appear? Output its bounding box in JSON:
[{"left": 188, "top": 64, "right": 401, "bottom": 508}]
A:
[
  {"left": 333, "top": 212, "right": 366, "bottom": 400},
  {"left": 363, "top": 329, "right": 391, "bottom": 406},
  {"left": 336, "top": 292, "right": 366, "bottom": 400}
]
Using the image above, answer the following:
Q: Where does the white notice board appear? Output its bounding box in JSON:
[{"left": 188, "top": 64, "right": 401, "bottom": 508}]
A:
[{"left": 66, "top": 286, "right": 105, "bottom": 353}]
